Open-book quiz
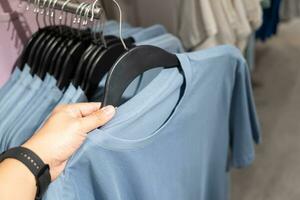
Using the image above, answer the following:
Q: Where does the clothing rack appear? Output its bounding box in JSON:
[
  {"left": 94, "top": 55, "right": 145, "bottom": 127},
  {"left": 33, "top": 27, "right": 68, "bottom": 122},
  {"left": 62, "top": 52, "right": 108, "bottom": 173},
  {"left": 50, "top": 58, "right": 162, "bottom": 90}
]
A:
[{"left": 27, "top": 0, "right": 103, "bottom": 19}]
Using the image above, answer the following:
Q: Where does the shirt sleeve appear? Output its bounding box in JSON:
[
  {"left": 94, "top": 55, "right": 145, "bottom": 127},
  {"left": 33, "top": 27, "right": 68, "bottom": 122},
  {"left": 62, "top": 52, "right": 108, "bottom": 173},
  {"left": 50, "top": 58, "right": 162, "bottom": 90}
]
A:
[{"left": 229, "top": 58, "right": 261, "bottom": 168}]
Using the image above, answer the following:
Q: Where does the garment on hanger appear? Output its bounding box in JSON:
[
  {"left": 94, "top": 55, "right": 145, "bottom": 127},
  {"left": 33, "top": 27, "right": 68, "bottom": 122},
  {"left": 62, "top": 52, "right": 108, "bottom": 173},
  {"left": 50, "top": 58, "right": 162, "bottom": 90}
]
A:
[
  {"left": 242, "top": 0, "right": 263, "bottom": 30},
  {"left": 178, "top": 0, "right": 217, "bottom": 50},
  {"left": 0, "top": 22, "right": 185, "bottom": 153},
  {"left": 0, "top": 2, "right": 262, "bottom": 199},
  {"left": 257, "top": 0, "right": 282, "bottom": 41},
  {"left": 232, "top": 0, "right": 252, "bottom": 51},
  {"left": 43, "top": 45, "right": 261, "bottom": 200}
]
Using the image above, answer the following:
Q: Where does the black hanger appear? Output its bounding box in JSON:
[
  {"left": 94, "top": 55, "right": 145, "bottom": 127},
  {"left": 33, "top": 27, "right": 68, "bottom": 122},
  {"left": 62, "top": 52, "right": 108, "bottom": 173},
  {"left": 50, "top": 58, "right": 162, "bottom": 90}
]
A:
[
  {"left": 84, "top": 38, "right": 135, "bottom": 98},
  {"left": 55, "top": 36, "right": 92, "bottom": 90},
  {"left": 71, "top": 34, "right": 115, "bottom": 88},
  {"left": 28, "top": 26, "right": 60, "bottom": 74},
  {"left": 39, "top": 27, "right": 77, "bottom": 78},
  {"left": 19, "top": 27, "right": 52, "bottom": 70},
  {"left": 80, "top": 36, "right": 122, "bottom": 90},
  {"left": 101, "top": 45, "right": 181, "bottom": 107}
]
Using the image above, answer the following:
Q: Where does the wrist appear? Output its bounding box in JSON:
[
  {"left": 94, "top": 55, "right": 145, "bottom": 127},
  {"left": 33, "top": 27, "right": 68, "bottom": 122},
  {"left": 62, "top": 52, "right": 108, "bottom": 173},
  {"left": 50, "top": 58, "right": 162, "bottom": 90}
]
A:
[
  {"left": 0, "top": 158, "right": 37, "bottom": 199},
  {"left": 2, "top": 158, "right": 36, "bottom": 184},
  {"left": 22, "top": 141, "right": 52, "bottom": 169}
]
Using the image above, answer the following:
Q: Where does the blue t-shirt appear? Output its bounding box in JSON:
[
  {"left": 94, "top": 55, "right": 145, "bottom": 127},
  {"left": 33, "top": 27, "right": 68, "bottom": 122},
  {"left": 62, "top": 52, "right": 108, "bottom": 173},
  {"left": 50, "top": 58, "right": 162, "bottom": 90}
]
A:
[
  {"left": 43, "top": 45, "right": 260, "bottom": 200},
  {"left": 0, "top": 67, "right": 21, "bottom": 97}
]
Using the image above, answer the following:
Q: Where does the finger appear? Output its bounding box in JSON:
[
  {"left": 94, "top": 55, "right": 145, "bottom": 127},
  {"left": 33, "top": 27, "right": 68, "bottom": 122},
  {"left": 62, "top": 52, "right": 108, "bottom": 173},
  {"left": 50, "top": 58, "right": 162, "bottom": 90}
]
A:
[
  {"left": 79, "top": 106, "right": 116, "bottom": 132},
  {"left": 65, "top": 103, "right": 102, "bottom": 117}
]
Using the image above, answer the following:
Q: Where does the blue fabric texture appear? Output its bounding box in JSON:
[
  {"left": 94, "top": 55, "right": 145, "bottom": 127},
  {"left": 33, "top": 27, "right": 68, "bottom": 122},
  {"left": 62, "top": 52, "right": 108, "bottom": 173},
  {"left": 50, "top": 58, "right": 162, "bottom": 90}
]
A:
[
  {"left": 131, "top": 24, "right": 167, "bottom": 42},
  {"left": 0, "top": 67, "right": 21, "bottom": 98},
  {"left": 0, "top": 66, "right": 31, "bottom": 114},
  {"left": 57, "top": 84, "right": 77, "bottom": 104},
  {"left": 43, "top": 45, "right": 260, "bottom": 200},
  {"left": 7, "top": 85, "right": 62, "bottom": 149},
  {"left": 0, "top": 75, "right": 42, "bottom": 151},
  {"left": 4, "top": 74, "right": 54, "bottom": 142}
]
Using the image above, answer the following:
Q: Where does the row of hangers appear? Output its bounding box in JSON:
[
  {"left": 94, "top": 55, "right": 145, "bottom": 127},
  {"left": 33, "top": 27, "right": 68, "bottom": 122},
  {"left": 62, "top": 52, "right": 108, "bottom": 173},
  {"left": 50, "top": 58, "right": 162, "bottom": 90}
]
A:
[{"left": 19, "top": 0, "right": 181, "bottom": 107}]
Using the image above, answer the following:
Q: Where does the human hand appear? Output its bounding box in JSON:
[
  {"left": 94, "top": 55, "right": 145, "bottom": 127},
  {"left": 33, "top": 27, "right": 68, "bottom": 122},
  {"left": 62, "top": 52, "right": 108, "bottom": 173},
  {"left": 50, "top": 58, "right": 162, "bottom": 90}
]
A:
[{"left": 22, "top": 103, "right": 116, "bottom": 181}]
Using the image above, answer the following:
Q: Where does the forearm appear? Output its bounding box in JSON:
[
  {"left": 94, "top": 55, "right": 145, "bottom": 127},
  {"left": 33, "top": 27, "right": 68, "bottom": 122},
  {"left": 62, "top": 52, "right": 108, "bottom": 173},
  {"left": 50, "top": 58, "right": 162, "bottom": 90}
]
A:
[{"left": 0, "top": 158, "right": 37, "bottom": 200}]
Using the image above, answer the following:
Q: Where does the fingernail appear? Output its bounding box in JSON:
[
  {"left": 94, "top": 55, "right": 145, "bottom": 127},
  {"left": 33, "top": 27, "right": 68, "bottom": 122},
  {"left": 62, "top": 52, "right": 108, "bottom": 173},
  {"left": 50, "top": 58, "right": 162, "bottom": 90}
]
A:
[{"left": 101, "top": 105, "right": 116, "bottom": 117}]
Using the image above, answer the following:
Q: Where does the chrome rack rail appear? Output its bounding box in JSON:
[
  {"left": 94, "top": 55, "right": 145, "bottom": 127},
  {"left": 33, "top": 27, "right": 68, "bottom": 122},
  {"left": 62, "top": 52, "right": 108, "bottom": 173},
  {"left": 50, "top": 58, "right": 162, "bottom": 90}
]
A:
[{"left": 27, "top": 0, "right": 103, "bottom": 19}]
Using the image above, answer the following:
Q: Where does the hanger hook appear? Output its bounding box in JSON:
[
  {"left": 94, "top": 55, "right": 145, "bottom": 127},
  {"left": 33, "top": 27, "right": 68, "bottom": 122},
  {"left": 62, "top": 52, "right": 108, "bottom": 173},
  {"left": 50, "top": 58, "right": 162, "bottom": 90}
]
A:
[
  {"left": 49, "top": 0, "right": 57, "bottom": 26},
  {"left": 40, "top": 0, "right": 47, "bottom": 15},
  {"left": 34, "top": 0, "right": 42, "bottom": 29},
  {"left": 74, "top": 2, "right": 85, "bottom": 24},
  {"left": 26, "top": 0, "right": 31, "bottom": 11},
  {"left": 111, "top": 0, "right": 127, "bottom": 50},
  {"left": 60, "top": 0, "right": 72, "bottom": 30},
  {"left": 78, "top": 3, "right": 89, "bottom": 28},
  {"left": 83, "top": 4, "right": 92, "bottom": 26},
  {"left": 40, "top": 0, "right": 49, "bottom": 26},
  {"left": 90, "top": 1, "right": 105, "bottom": 45}
]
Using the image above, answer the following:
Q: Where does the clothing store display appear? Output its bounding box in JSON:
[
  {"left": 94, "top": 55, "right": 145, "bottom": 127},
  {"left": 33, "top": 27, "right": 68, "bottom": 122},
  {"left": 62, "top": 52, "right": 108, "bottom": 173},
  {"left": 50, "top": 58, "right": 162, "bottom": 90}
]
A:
[
  {"left": 0, "top": 22, "right": 184, "bottom": 154},
  {"left": 0, "top": 1, "right": 263, "bottom": 199},
  {"left": 242, "top": 0, "right": 263, "bottom": 30},
  {"left": 103, "top": 0, "right": 263, "bottom": 51},
  {"left": 43, "top": 45, "right": 260, "bottom": 200}
]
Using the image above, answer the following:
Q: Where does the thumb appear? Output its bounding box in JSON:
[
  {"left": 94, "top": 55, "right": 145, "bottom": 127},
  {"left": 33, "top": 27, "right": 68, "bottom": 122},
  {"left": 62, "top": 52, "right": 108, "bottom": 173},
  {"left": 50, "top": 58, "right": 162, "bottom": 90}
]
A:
[{"left": 79, "top": 105, "right": 116, "bottom": 133}]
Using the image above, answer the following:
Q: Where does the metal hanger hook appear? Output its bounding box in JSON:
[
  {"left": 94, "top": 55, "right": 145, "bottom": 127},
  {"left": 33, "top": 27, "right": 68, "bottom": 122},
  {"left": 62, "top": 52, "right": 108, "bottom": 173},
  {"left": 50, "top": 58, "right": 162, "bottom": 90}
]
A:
[
  {"left": 83, "top": 4, "right": 92, "bottom": 26},
  {"left": 112, "top": 0, "right": 128, "bottom": 50},
  {"left": 74, "top": 2, "right": 85, "bottom": 24},
  {"left": 26, "top": 0, "right": 31, "bottom": 11},
  {"left": 40, "top": 0, "right": 48, "bottom": 15}
]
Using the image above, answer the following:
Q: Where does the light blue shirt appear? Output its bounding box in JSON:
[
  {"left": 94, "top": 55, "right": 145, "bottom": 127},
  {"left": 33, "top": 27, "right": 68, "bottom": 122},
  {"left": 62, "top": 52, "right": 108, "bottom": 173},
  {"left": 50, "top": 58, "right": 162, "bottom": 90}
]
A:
[
  {"left": 0, "top": 66, "right": 31, "bottom": 117},
  {"left": 0, "top": 74, "right": 42, "bottom": 150},
  {"left": 7, "top": 85, "right": 62, "bottom": 149},
  {"left": 43, "top": 45, "right": 261, "bottom": 200},
  {"left": 4, "top": 74, "right": 53, "bottom": 141},
  {"left": 0, "top": 67, "right": 21, "bottom": 98}
]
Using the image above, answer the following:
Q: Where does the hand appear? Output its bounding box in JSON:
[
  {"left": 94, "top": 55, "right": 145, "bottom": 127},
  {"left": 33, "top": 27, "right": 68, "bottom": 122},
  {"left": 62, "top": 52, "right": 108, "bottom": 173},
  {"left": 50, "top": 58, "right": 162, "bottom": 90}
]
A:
[{"left": 22, "top": 103, "right": 116, "bottom": 181}]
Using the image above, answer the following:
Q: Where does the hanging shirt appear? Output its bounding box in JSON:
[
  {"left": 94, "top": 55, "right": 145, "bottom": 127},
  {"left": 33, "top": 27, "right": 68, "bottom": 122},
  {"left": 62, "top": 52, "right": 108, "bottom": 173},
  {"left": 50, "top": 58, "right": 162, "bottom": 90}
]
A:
[
  {"left": 256, "top": 0, "right": 282, "bottom": 41},
  {"left": 242, "top": 0, "right": 263, "bottom": 30},
  {"left": 0, "top": 67, "right": 21, "bottom": 98},
  {"left": 1, "top": 24, "right": 181, "bottom": 152},
  {"left": 232, "top": 0, "right": 252, "bottom": 51},
  {"left": 7, "top": 81, "right": 62, "bottom": 150},
  {"left": 198, "top": 1, "right": 237, "bottom": 50},
  {"left": 43, "top": 45, "right": 261, "bottom": 200},
  {"left": 4, "top": 73, "right": 53, "bottom": 138}
]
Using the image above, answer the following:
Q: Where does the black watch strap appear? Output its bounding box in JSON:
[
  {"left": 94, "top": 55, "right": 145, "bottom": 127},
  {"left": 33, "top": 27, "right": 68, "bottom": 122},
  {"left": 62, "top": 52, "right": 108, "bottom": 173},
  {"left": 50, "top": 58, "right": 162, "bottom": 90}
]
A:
[{"left": 0, "top": 147, "right": 51, "bottom": 199}]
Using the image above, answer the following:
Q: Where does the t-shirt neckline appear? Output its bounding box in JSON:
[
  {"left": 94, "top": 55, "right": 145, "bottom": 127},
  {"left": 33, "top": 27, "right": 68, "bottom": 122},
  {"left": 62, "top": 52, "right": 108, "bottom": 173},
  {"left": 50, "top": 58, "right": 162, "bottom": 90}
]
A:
[{"left": 88, "top": 53, "right": 192, "bottom": 150}]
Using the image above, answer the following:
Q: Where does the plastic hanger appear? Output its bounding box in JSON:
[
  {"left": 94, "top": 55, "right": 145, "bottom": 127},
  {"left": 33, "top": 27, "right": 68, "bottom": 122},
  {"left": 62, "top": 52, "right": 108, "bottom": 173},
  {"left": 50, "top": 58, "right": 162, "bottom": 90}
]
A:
[
  {"left": 29, "top": 0, "right": 60, "bottom": 74},
  {"left": 101, "top": 45, "right": 181, "bottom": 107},
  {"left": 55, "top": 3, "right": 95, "bottom": 89},
  {"left": 80, "top": 35, "right": 122, "bottom": 91},
  {"left": 83, "top": 38, "right": 135, "bottom": 98}
]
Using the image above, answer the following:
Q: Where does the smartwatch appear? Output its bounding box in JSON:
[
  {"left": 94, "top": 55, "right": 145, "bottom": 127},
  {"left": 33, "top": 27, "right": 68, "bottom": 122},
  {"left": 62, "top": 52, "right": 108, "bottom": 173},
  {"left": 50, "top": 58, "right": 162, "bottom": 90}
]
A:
[{"left": 0, "top": 147, "right": 51, "bottom": 200}]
